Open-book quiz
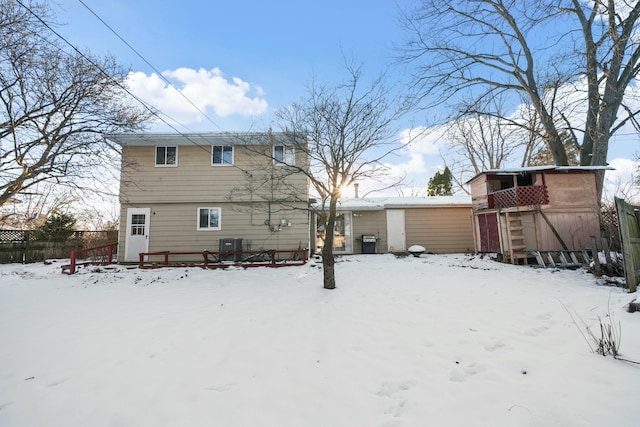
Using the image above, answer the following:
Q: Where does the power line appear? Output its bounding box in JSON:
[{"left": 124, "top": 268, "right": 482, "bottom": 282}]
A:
[
  {"left": 14, "top": 0, "right": 219, "bottom": 159},
  {"left": 15, "top": 0, "right": 272, "bottom": 176},
  {"left": 76, "top": 0, "right": 224, "bottom": 132}
]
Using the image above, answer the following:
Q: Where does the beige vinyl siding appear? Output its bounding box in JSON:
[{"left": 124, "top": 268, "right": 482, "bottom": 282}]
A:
[
  {"left": 120, "top": 145, "right": 308, "bottom": 204},
  {"left": 351, "top": 210, "right": 387, "bottom": 254},
  {"left": 404, "top": 207, "right": 474, "bottom": 253},
  {"left": 118, "top": 202, "right": 309, "bottom": 260},
  {"left": 345, "top": 206, "right": 473, "bottom": 254}
]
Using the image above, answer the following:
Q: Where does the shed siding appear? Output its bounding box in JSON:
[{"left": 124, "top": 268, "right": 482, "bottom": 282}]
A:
[
  {"left": 545, "top": 173, "right": 599, "bottom": 209},
  {"left": 498, "top": 212, "right": 537, "bottom": 252},
  {"left": 468, "top": 175, "right": 489, "bottom": 210},
  {"left": 536, "top": 209, "right": 600, "bottom": 250}
]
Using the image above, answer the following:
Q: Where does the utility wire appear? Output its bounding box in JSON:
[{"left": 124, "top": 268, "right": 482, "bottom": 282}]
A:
[
  {"left": 15, "top": 0, "right": 292, "bottom": 178},
  {"left": 14, "top": 0, "right": 232, "bottom": 161},
  {"left": 76, "top": 0, "right": 224, "bottom": 132}
]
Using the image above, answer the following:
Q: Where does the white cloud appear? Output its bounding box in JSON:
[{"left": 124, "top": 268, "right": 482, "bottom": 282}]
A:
[
  {"left": 355, "top": 126, "right": 450, "bottom": 196},
  {"left": 387, "top": 126, "right": 446, "bottom": 176},
  {"left": 126, "top": 68, "right": 268, "bottom": 124}
]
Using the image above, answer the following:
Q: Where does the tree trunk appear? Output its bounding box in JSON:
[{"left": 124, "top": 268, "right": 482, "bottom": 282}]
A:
[
  {"left": 321, "top": 241, "right": 336, "bottom": 290},
  {"left": 321, "top": 194, "right": 339, "bottom": 289}
]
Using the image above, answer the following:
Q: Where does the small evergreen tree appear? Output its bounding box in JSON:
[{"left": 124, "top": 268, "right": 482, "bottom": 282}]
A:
[
  {"left": 33, "top": 213, "right": 77, "bottom": 241},
  {"left": 427, "top": 167, "right": 453, "bottom": 196}
]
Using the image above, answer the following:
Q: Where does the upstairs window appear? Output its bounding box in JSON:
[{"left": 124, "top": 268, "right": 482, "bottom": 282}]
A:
[
  {"left": 197, "top": 207, "right": 221, "bottom": 230},
  {"left": 212, "top": 146, "right": 233, "bottom": 165},
  {"left": 155, "top": 146, "right": 177, "bottom": 166},
  {"left": 274, "top": 145, "right": 295, "bottom": 165}
]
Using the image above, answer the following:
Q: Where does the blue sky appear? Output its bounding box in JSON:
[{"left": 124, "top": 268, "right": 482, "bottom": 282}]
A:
[
  {"left": 53, "top": 0, "right": 410, "bottom": 131},
  {"left": 51, "top": 0, "right": 638, "bottom": 200}
]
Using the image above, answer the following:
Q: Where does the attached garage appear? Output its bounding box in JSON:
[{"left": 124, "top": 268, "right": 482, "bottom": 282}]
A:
[{"left": 314, "top": 196, "right": 474, "bottom": 255}]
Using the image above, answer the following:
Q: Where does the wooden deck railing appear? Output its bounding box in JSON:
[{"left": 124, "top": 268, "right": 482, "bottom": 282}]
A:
[
  {"left": 489, "top": 185, "right": 549, "bottom": 209},
  {"left": 138, "top": 248, "right": 308, "bottom": 269},
  {"left": 61, "top": 242, "right": 118, "bottom": 274}
]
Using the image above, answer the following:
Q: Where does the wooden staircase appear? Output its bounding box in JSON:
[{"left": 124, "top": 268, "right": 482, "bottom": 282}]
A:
[{"left": 505, "top": 212, "right": 528, "bottom": 264}]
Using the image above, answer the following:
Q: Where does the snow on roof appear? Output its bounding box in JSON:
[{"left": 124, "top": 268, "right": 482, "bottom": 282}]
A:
[
  {"left": 330, "top": 196, "right": 472, "bottom": 211},
  {"left": 105, "top": 132, "right": 304, "bottom": 146},
  {"left": 466, "top": 165, "right": 614, "bottom": 183}
]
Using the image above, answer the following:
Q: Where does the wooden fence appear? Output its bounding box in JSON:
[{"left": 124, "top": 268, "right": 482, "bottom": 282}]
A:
[
  {"left": 0, "top": 230, "right": 118, "bottom": 264},
  {"left": 615, "top": 197, "right": 640, "bottom": 293}
]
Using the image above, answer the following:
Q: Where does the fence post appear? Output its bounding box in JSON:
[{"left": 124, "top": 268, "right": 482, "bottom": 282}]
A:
[
  {"left": 590, "top": 236, "right": 602, "bottom": 276},
  {"left": 23, "top": 230, "right": 29, "bottom": 264},
  {"left": 69, "top": 251, "right": 76, "bottom": 274},
  {"left": 601, "top": 238, "right": 613, "bottom": 276}
]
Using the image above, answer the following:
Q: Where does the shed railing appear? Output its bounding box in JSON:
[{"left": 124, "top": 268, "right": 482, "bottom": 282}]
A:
[{"left": 489, "top": 185, "right": 549, "bottom": 209}]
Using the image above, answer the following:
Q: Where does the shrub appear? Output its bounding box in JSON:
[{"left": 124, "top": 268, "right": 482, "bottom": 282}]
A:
[{"left": 32, "top": 213, "right": 77, "bottom": 241}]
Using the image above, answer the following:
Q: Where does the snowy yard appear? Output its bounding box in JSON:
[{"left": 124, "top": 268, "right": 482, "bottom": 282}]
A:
[{"left": 0, "top": 254, "right": 638, "bottom": 427}]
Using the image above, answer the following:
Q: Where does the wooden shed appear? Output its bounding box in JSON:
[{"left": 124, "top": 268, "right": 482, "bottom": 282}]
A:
[{"left": 467, "top": 166, "right": 611, "bottom": 264}]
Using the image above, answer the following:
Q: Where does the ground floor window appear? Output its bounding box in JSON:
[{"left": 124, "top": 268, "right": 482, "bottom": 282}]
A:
[
  {"left": 197, "top": 207, "right": 221, "bottom": 230},
  {"left": 317, "top": 212, "right": 352, "bottom": 253}
]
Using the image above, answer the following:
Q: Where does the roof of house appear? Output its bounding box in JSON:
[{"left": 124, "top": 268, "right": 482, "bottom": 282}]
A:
[
  {"left": 466, "top": 165, "right": 614, "bottom": 183},
  {"left": 105, "top": 132, "right": 306, "bottom": 147},
  {"left": 324, "top": 196, "right": 472, "bottom": 211}
]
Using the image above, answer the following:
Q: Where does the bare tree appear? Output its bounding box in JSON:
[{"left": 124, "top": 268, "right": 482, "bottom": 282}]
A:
[
  {"left": 400, "top": 0, "right": 640, "bottom": 193},
  {"left": 274, "top": 64, "right": 408, "bottom": 289},
  {"left": 441, "top": 95, "right": 540, "bottom": 192},
  {"left": 0, "top": 0, "right": 149, "bottom": 209},
  {"left": 0, "top": 182, "right": 77, "bottom": 228}
]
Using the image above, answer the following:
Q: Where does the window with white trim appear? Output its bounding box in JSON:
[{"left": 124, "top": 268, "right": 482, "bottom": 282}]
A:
[
  {"left": 197, "top": 207, "right": 221, "bottom": 230},
  {"left": 130, "top": 214, "right": 146, "bottom": 236},
  {"left": 274, "top": 145, "right": 295, "bottom": 165},
  {"left": 212, "top": 146, "right": 233, "bottom": 165},
  {"left": 155, "top": 146, "right": 177, "bottom": 166}
]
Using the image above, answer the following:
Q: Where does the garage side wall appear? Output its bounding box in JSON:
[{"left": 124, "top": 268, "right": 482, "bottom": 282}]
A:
[
  {"left": 404, "top": 207, "right": 474, "bottom": 254},
  {"left": 350, "top": 210, "right": 387, "bottom": 254}
]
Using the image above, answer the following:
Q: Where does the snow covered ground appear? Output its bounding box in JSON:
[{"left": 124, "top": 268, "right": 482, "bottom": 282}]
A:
[{"left": 0, "top": 254, "right": 638, "bottom": 427}]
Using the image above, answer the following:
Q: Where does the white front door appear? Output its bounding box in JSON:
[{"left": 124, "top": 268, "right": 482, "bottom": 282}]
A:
[
  {"left": 124, "top": 208, "right": 150, "bottom": 262},
  {"left": 386, "top": 209, "right": 406, "bottom": 252}
]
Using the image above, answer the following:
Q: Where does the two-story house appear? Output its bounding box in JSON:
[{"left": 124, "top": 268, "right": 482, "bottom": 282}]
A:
[
  {"left": 107, "top": 132, "right": 310, "bottom": 262},
  {"left": 467, "top": 166, "right": 611, "bottom": 264}
]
